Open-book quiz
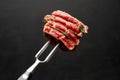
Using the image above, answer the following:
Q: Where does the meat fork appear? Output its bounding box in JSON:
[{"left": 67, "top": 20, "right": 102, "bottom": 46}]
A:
[{"left": 17, "top": 41, "right": 59, "bottom": 80}]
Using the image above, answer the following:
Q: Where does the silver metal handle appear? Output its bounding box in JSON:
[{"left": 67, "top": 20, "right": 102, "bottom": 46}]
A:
[
  {"left": 17, "top": 41, "right": 59, "bottom": 80},
  {"left": 17, "top": 59, "right": 40, "bottom": 80}
]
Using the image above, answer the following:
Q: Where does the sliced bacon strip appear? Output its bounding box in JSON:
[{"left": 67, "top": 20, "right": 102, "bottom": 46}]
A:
[
  {"left": 43, "top": 26, "right": 75, "bottom": 50},
  {"left": 45, "top": 21, "right": 80, "bottom": 45}
]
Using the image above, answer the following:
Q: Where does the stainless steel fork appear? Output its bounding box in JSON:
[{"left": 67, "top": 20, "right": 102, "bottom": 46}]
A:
[{"left": 17, "top": 41, "right": 59, "bottom": 80}]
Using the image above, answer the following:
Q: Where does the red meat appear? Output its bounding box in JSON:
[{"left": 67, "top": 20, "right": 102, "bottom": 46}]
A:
[
  {"left": 52, "top": 10, "right": 88, "bottom": 34},
  {"left": 43, "top": 26, "right": 75, "bottom": 50},
  {"left": 45, "top": 21, "right": 80, "bottom": 45},
  {"left": 44, "top": 15, "right": 82, "bottom": 37},
  {"left": 52, "top": 10, "right": 80, "bottom": 25},
  {"left": 43, "top": 10, "right": 88, "bottom": 51}
]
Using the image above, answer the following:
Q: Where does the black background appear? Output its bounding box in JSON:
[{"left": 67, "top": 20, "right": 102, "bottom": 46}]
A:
[{"left": 0, "top": 0, "right": 120, "bottom": 80}]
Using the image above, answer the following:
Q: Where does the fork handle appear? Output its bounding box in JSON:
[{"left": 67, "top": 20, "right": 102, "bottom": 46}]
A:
[
  {"left": 17, "top": 70, "right": 32, "bottom": 80},
  {"left": 17, "top": 59, "right": 40, "bottom": 80}
]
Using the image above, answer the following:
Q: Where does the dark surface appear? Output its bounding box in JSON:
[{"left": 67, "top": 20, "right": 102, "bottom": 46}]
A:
[{"left": 0, "top": 0, "right": 120, "bottom": 80}]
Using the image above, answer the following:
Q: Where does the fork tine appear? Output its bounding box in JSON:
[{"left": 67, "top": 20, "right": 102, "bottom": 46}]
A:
[
  {"left": 17, "top": 42, "right": 59, "bottom": 80},
  {"left": 35, "top": 41, "right": 50, "bottom": 58},
  {"left": 43, "top": 43, "right": 59, "bottom": 63}
]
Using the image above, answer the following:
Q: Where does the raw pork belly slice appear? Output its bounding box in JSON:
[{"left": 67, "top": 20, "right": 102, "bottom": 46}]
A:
[{"left": 43, "top": 10, "right": 88, "bottom": 51}]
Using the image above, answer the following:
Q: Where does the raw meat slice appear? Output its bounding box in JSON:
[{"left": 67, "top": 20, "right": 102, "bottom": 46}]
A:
[
  {"left": 43, "top": 26, "right": 75, "bottom": 50},
  {"left": 44, "top": 15, "right": 82, "bottom": 37},
  {"left": 45, "top": 21, "right": 80, "bottom": 45},
  {"left": 52, "top": 10, "right": 88, "bottom": 34},
  {"left": 52, "top": 10, "right": 80, "bottom": 25},
  {"left": 43, "top": 10, "right": 88, "bottom": 51}
]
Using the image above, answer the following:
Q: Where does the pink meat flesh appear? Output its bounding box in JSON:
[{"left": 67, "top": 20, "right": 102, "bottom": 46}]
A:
[
  {"left": 44, "top": 15, "right": 82, "bottom": 37},
  {"left": 43, "top": 26, "right": 75, "bottom": 50},
  {"left": 52, "top": 10, "right": 80, "bottom": 25},
  {"left": 45, "top": 21, "right": 80, "bottom": 45},
  {"left": 43, "top": 10, "right": 88, "bottom": 50},
  {"left": 52, "top": 10, "right": 88, "bottom": 33}
]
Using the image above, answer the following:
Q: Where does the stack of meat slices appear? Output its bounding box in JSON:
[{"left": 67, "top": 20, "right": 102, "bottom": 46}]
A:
[{"left": 43, "top": 10, "right": 88, "bottom": 51}]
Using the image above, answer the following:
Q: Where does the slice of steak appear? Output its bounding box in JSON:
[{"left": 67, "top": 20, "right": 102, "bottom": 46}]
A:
[
  {"left": 52, "top": 10, "right": 88, "bottom": 34},
  {"left": 43, "top": 25, "right": 75, "bottom": 50},
  {"left": 52, "top": 10, "right": 80, "bottom": 25},
  {"left": 43, "top": 10, "right": 88, "bottom": 51},
  {"left": 45, "top": 21, "right": 80, "bottom": 45},
  {"left": 43, "top": 25, "right": 63, "bottom": 39},
  {"left": 44, "top": 15, "right": 82, "bottom": 37},
  {"left": 60, "top": 36, "right": 75, "bottom": 50}
]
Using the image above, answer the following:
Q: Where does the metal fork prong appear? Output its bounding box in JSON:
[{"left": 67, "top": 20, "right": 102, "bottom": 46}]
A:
[
  {"left": 43, "top": 43, "right": 59, "bottom": 63},
  {"left": 35, "top": 41, "right": 50, "bottom": 58},
  {"left": 17, "top": 42, "right": 59, "bottom": 80}
]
